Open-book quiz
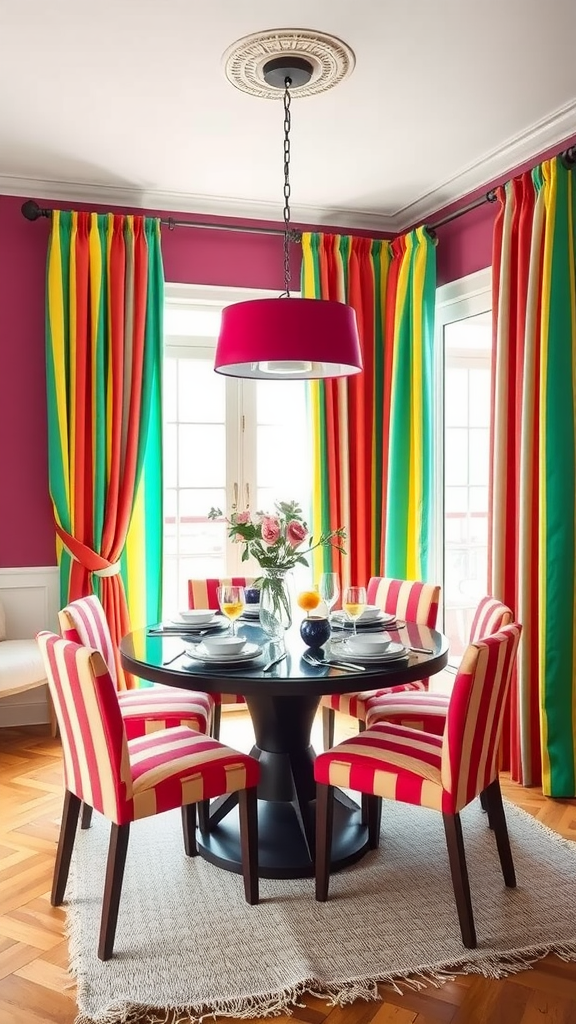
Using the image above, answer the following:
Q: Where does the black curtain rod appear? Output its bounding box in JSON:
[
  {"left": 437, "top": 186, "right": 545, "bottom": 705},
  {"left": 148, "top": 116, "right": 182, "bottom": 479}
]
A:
[
  {"left": 426, "top": 145, "right": 576, "bottom": 232},
  {"left": 20, "top": 200, "right": 301, "bottom": 240},
  {"left": 19, "top": 146, "right": 576, "bottom": 240}
]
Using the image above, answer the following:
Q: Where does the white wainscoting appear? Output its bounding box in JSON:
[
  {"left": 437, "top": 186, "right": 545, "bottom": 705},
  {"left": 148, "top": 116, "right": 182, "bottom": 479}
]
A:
[{"left": 0, "top": 566, "right": 59, "bottom": 727}]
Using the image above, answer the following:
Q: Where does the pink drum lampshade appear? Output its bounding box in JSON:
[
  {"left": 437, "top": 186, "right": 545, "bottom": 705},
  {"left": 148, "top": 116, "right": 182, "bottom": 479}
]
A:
[{"left": 214, "top": 297, "right": 363, "bottom": 379}]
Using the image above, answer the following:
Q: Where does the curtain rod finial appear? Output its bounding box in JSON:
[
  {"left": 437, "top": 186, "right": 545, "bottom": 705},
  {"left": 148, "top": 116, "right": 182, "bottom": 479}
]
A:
[{"left": 21, "top": 200, "right": 50, "bottom": 221}]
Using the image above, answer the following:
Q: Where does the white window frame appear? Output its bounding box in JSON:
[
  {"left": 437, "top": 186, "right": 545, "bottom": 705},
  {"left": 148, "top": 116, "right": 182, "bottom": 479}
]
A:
[{"left": 432, "top": 267, "right": 492, "bottom": 630}]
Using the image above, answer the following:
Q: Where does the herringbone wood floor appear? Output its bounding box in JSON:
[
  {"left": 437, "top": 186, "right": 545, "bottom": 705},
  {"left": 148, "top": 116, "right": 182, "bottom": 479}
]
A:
[{"left": 2, "top": 719, "right": 576, "bottom": 1024}]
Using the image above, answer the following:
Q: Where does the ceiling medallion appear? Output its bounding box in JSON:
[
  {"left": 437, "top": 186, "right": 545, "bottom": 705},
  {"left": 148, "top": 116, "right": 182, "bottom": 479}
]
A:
[{"left": 222, "top": 28, "right": 355, "bottom": 99}]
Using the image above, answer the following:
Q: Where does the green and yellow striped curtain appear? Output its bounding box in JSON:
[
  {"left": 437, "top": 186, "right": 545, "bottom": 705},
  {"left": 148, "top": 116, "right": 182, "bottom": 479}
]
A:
[
  {"left": 301, "top": 229, "right": 436, "bottom": 587},
  {"left": 491, "top": 156, "right": 576, "bottom": 796},
  {"left": 46, "top": 210, "right": 164, "bottom": 687}
]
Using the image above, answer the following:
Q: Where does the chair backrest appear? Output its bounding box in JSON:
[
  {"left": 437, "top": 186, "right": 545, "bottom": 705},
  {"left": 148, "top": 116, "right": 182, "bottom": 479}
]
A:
[
  {"left": 188, "top": 577, "right": 255, "bottom": 610},
  {"left": 469, "top": 595, "right": 513, "bottom": 643},
  {"left": 36, "top": 631, "right": 132, "bottom": 821},
  {"left": 441, "top": 623, "right": 522, "bottom": 811},
  {"left": 58, "top": 595, "right": 117, "bottom": 685},
  {"left": 367, "top": 577, "right": 440, "bottom": 627}
]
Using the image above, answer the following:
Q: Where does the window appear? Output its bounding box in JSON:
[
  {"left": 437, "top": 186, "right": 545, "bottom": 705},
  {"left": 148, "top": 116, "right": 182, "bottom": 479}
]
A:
[
  {"left": 434, "top": 269, "right": 492, "bottom": 663},
  {"left": 162, "top": 285, "right": 312, "bottom": 614}
]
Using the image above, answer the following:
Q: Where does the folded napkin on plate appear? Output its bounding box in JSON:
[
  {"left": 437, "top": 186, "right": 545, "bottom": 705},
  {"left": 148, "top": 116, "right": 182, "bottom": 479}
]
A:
[{"left": 330, "top": 618, "right": 395, "bottom": 632}]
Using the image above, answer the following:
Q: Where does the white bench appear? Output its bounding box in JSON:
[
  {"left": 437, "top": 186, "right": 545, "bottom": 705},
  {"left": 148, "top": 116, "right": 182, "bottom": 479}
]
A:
[{"left": 0, "top": 599, "right": 56, "bottom": 733}]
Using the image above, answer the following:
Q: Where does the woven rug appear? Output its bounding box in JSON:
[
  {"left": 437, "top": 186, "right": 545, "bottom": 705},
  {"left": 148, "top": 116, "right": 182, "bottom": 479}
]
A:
[{"left": 67, "top": 798, "right": 576, "bottom": 1024}]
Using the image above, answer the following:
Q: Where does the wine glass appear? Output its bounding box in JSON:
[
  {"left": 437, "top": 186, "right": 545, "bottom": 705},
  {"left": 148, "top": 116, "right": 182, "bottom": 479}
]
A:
[
  {"left": 319, "top": 572, "right": 340, "bottom": 616},
  {"left": 216, "top": 585, "right": 245, "bottom": 636},
  {"left": 342, "top": 585, "right": 367, "bottom": 636}
]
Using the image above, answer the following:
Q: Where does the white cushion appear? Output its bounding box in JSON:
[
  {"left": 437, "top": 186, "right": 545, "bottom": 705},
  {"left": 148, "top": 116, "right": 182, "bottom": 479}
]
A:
[
  {"left": 0, "top": 600, "right": 5, "bottom": 641},
  {"left": 0, "top": 639, "right": 47, "bottom": 698}
]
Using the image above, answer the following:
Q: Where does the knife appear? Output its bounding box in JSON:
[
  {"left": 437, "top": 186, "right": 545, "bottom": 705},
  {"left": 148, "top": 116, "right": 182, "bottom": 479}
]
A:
[
  {"left": 326, "top": 660, "right": 366, "bottom": 672},
  {"left": 263, "top": 651, "right": 287, "bottom": 672}
]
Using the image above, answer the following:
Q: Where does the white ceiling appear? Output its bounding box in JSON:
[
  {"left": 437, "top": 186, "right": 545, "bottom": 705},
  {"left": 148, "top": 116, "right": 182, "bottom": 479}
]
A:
[{"left": 1, "top": 0, "right": 575, "bottom": 231}]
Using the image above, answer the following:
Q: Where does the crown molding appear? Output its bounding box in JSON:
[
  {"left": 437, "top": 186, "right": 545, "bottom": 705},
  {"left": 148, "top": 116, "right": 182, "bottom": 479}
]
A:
[
  {"left": 394, "top": 97, "right": 576, "bottom": 230},
  {"left": 0, "top": 173, "right": 397, "bottom": 234},
  {"left": 3, "top": 97, "right": 575, "bottom": 236}
]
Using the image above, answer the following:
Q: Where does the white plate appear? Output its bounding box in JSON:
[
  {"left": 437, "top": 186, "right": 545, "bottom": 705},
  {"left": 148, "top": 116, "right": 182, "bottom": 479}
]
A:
[
  {"left": 241, "top": 606, "right": 261, "bottom": 618},
  {"left": 185, "top": 641, "right": 262, "bottom": 665},
  {"left": 169, "top": 614, "right": 226, "bottom": 631},
  {"left": 328, "top": 640, "right": 408, "bottom": 664}
]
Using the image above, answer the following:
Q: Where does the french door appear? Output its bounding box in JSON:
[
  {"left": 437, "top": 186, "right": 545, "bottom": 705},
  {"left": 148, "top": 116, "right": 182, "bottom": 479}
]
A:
[
  {"left": 162, "top": 286, "right": 311, "bottom": 614},
  {"left": 434, "top": 269, "right": 492, "bottom": 663}
]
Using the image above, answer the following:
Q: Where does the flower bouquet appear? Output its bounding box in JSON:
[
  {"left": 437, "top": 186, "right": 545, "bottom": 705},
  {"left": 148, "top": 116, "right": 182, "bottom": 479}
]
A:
[{"left": 208, "top": 500, "right": 346, "bottom": 638}]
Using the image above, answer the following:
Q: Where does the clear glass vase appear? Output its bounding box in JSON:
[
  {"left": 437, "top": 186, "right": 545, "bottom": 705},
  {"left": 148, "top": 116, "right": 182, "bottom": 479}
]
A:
[{"left": 259, "top": 568, "right": 292, "bottom": 644}]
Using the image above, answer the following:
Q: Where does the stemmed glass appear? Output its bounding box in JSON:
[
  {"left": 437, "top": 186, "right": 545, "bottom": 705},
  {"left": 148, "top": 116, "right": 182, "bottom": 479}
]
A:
[
  {"left": 342, "top": 585, "right": 367, "bottom": 636},
  {"left": 319, "top": 572, "right": 340, "bottom": 616},
  {"left": 216, "top": 585, "right": 245, "bottom": 636}
]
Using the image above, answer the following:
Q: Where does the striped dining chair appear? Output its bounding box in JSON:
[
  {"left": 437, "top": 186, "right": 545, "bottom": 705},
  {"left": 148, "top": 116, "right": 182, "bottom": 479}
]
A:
[
  {"left": 320, "top": 577, "right": 441, "bottom": 749},
  {"left": 364, "top": 596, "right": 513, "bottom": 733},
  {"left": 314, "top": 623, "right": 522, "bottom": 948},
  {"left": 37, "top": 631, "right": 259, "bottom": 960},
  {"left": 60, "top": 595, "right": 215, "bottom": 829},
  {"left": 188, "top": 576, "right": 255, "bottom": 739}
]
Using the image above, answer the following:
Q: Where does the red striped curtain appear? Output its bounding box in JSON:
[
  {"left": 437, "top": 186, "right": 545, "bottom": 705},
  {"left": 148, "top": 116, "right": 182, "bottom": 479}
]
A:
[
  {"left": 490, "top": 157, "right": 576, "bottom": 796},
  {"left": 301, "top": 230, "right": 436, "bottom": 589},
  {"left": 46, "top": 211, "right": 164, "bottom": 687}
]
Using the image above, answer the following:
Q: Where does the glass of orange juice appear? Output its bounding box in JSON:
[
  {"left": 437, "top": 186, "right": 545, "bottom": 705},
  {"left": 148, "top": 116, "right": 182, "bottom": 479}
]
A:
[
  {"left": 342, "top": 585, "right": 367, "bottom": 636},
  {"left": 216, "top": 585, "right": 245, "bottom": 636}
]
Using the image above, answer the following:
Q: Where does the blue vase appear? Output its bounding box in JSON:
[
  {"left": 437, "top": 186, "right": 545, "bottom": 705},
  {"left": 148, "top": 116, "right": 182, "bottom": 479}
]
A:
[
  {"left": 245, "top": 587, "right": 261, "bottom": 605},
  {"left": 300, "top": 616, "right": 331, "bottom": 650}
]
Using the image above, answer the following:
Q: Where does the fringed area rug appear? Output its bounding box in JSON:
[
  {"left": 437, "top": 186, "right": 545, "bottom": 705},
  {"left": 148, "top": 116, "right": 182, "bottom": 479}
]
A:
[{"left": 67, "top": 799, "right": 576, "bottom": 1024}]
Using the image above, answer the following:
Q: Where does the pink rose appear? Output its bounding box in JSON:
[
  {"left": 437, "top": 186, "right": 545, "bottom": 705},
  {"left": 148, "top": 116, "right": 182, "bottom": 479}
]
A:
[
  {"left": 286, "top": 520, "right": 308, "bottom": 547},
  {"left": 261, "top": 516, "right": 281, "bottom": 545},
  {"left": 235, "top": 511, "right": 251, "bottom": 525}
]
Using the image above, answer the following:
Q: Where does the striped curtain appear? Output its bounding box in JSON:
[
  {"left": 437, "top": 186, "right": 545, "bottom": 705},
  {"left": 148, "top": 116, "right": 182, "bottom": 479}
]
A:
[
  {"left": 491, "top": 156, "right": 576, "bottom": 796},
  {"left": 46, "top": 210, "right": 164, "bottom": 688},
  {"left": 301, "top": 229, "right": 436, "bottom": 588}
]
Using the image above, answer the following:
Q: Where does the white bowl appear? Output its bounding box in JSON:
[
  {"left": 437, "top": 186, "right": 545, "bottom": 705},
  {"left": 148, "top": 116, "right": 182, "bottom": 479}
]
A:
[
  {"left": 201, "top": 635, "right": 247, "bottom": 656},
  {"left": 178, "top": 609, "right": 216, "bottom": 625},
  {"left": 346, "top": 634, "right": 391, "bottom": 656}
]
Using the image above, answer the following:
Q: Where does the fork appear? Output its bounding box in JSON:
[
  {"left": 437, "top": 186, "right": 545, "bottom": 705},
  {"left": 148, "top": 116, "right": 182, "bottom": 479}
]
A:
[{"left": 303, "top": 651, "right": 366, "bottom": 673}]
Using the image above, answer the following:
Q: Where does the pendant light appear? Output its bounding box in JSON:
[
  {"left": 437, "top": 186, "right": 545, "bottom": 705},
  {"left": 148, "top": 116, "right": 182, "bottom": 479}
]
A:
[{"left": 214, "top": 48, "right": 362, "bottom": 380}]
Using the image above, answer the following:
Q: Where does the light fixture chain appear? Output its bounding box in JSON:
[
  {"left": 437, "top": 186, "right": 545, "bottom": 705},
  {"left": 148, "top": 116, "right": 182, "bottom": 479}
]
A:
[{"left": 282, "top": 77, "right": 292, "bottom": 297}]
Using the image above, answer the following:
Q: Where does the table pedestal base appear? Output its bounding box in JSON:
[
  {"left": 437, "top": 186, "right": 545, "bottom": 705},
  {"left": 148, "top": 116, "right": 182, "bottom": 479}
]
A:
[
  {"left": 197, "top": 790, "right": 368, "bottom": 880},
  {"left": 199, "top": 691, "right": 368, "bottom": 879}
]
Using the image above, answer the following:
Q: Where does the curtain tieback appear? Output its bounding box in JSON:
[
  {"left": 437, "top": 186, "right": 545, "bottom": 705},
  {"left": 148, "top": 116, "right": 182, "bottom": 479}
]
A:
[
  {"left": 93, "top": 562, "right": 122, "bottom": 577},
  {"left": 55, "top": 523, "right": 121, "bottom": 578}
]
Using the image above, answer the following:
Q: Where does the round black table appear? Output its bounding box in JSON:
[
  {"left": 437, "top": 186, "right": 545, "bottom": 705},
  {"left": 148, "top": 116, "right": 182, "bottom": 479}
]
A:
[{"left": 120, "top": 619, "right": 449, "bottom": 879}]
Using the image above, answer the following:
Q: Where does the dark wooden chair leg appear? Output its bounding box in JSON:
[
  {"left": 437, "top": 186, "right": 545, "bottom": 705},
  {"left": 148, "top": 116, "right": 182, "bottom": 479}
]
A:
[
  {"left": 212, "top": 702, "right": 222, "bottom": 740},
  {"left": 51, "top": 790, "right": 81, "bottom": 906},
  {"left": 315, "top": 783, "right": 334, "bottom": 901},
  {"left": 322, "top": 706, "right": 335, "bottom": 750},
  {"left": 238, "top": 787, "right": 259, "bottom": 905},
  {"left": 366, "top": 794, "right": 382, "bottom": 849},
  {"left": 98, "top": 823, "right": 130, "bottom": 961},
  {"left": 484, "top": 779, "right": 516, "bottom": 887},
  {"left": 181, "top": 803, "right": 197, "bottom": 856},
  {"left": 80, "top": 803, "right": 93, "bottom": 830},
  {"left": 442, "top": 812, "right": 477, "bottom": 949},
  {"left": 479, "top": 788, "right": 493, "bottom": 828},
  {"left": 197, "top": 799, "right": 210, "bottom": 835}
]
